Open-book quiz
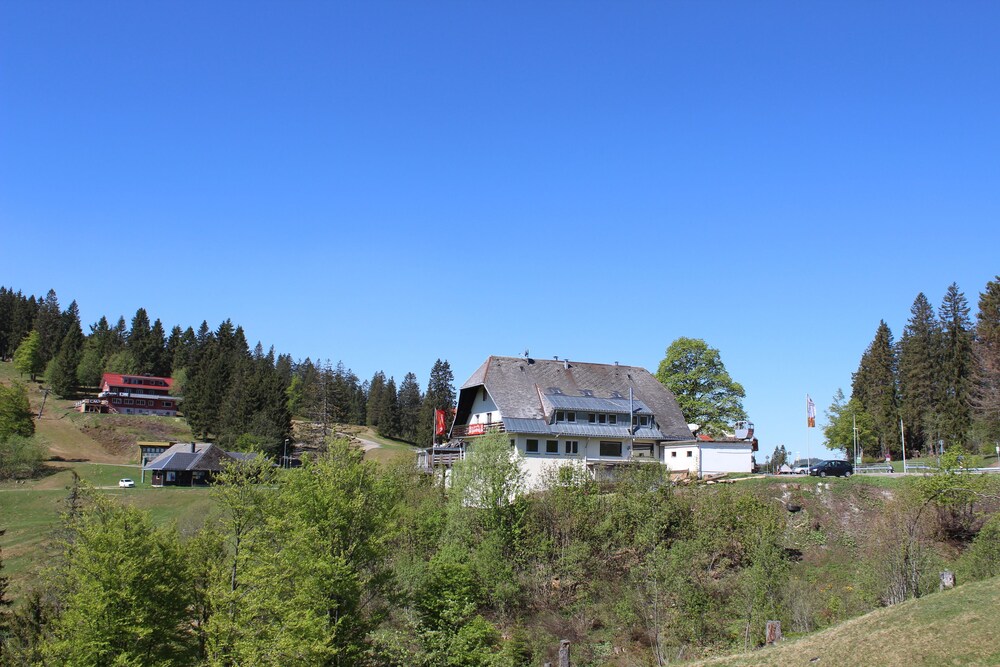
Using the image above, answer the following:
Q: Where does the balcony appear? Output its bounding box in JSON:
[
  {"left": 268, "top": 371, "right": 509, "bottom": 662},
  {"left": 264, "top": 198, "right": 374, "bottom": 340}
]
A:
[{"left": 450, "top": 422, "right": 506, "bottom": 438}]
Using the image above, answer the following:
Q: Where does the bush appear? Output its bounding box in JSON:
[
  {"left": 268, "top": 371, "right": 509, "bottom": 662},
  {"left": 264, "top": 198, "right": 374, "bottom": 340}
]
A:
[{"left": 0, "top": 435, "right": 44, "bottom": 480}]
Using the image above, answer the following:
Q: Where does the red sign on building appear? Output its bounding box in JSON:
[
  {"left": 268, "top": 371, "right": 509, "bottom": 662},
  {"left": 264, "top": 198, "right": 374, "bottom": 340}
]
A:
[{"left": 467, "top": 423, "right": 486, "bottom": 436}]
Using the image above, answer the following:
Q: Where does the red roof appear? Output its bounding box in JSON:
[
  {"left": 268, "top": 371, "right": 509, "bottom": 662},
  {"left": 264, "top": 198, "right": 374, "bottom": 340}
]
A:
[{"left": 102, "top": 373, "right": 173, "bottom": 390}]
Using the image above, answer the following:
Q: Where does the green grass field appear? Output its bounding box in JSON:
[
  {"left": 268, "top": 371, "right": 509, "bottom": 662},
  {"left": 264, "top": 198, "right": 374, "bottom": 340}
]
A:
[{"left": 689, "top": 576, "right": 1000, "bottom": 667}]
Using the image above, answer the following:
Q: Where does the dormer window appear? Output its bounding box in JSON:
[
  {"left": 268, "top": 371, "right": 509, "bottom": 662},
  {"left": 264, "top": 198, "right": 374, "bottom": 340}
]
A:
[
  {"left": 566, "top": 412, "right": 575, "bottom": 423},
  {"left": 608, "top": 414, "right": 617, "bottom": 425}
]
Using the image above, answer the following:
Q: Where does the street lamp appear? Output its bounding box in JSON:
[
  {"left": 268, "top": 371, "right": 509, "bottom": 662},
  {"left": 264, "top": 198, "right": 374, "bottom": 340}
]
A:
[{"left": 283, "top": 438, "right": 290, "bottom": 469}]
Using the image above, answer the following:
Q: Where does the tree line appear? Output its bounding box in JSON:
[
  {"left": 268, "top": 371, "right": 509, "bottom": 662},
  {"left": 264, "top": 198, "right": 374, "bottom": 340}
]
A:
[
  {"left": 826, "top": 278, "right": 1000, "bottom": 458},
  {"left": 0, "top": 286, "right": 457, "bottom": 453}
]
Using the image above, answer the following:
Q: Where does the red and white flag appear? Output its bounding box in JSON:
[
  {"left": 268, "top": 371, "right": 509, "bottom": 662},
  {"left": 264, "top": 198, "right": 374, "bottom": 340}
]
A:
[
  {"left": 434, "top": 409, "right": 447, "bottom": 436},
  {"left": 806, "top": 395, "right": 816, "bottom": 428}
]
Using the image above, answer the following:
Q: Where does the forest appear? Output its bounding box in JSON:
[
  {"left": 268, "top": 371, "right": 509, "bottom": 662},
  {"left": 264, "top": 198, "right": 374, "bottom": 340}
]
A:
[
  {"left": 825, "top": 278, "right": 1000, "bottom": 460},
  {"left": 0, "top": 286, "right": 457, "bottom": 458}
]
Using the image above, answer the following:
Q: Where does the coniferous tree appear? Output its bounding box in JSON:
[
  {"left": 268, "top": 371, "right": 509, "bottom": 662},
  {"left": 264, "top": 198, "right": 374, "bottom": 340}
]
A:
[
  {"left": 376, "top": 376, "right": 399, "bottom": 439},
  {"left": 148, "top": 319, "right": 169, "bottom": 376},
  {"left": 46, "top": 320, "right": 84, "bottom": 398},
  {"left": 366, "top": 371, "right": 387, "bottom": 428},
  {"left": 898, "top": 293, "right": 942, "bottom": 453},
  {"left": 76, "top": 317, "right": 115, "bottom": 387},
  {"left": 418, "top": 359, "right": 456, "bottom": 446},
  {"left": 32, "top": 290, "right": 63, "bottom": 365},
  {"left": 126, "top": 308, "right": 159, "bottom": 374},
  {"left": 852, "top": 320, "right": 899, "bottom": 457},
  {"left": 938, "top": 283, "right": 974, "bottom": 445},
  {"left": 397, "top": 371, "right": 423, "bottom": 444},
  {"left": 973, "top": 277, "right": 1000, "bottom": 439},
  {"left": 111, "top": 316, "right": 128, "bottom": 350},
  {"left": 0, "top": 289, "right": 38, "bottom": 360},
  {"left": 170, "top": 326, "right": 197, "bottom": 372}
]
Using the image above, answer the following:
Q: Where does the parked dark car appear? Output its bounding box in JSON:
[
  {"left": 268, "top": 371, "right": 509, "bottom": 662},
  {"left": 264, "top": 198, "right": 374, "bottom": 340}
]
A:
[{"left": 809, "top": 460, "right": 853, "bottom": 478}]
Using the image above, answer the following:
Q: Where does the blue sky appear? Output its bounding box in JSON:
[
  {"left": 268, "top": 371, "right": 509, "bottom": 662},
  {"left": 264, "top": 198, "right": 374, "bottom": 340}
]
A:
[{"left": 2, "top": 1, "right": 998, "bottom": 456}]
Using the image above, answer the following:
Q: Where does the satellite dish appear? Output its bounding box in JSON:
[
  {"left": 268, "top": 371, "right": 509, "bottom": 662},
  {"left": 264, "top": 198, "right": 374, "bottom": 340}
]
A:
[{"left": 734, "top": 421, "right": 754, "bottom": 440}]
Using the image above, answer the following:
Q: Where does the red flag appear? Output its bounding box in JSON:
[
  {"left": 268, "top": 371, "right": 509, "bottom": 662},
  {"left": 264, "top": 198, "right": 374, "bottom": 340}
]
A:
[{"left": 434, "top": 409, "right": 446, "bottom": 436}]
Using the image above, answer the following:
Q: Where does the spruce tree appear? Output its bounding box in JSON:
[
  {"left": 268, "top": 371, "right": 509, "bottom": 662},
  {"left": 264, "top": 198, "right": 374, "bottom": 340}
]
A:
[
  {"left": 851, "top": 321, "right": 899, "bottom": 456},
  {"left": 898, "top": 293, "right": 942, "bottom": 453},
  {"left": 417, "top": 359, "right": 456, "bottom": 446},
  {"left": 148, "top": 319, "right": 169, "bottom": 376},
  {"left": 397, "top": 371, "right": 423, "bottom": 444},
  {"left": 938, "top": 283, "right": 973, "bottom": 445},
  {"left": 366, "top": 371, "right": 387, "bottom": 428},
  {"left": 46, "top": 322, "right": 84, "bottom": 398},
  {"left": 32, "top": 289, "right": 62, "bottom": 364},
  {"left": 376, "top": 376, "right": 399, "bottom": 439},
  {"left": 973, "top": 276, "right": 1000, "bottom": 439}
]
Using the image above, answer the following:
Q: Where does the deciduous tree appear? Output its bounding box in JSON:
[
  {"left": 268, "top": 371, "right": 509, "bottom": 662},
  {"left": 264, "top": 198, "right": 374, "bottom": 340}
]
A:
[
  {"left": 656, "top": 337, "right": 747, "bottom": 436},
  {"left": 13, "top": 331, "right": 44, "bottom": 381},
  {"left": 0, "top": 382, "right": 34, "bottom": 439}
]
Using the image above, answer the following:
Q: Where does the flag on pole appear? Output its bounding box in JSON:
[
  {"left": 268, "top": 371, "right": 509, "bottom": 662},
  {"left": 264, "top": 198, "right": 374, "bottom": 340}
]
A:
[
  {"left": 434, "top": 409, "right": 447, "bottom": 436},
  {"left": 806, "top": 395, "right": 816, "bottom": 428}
]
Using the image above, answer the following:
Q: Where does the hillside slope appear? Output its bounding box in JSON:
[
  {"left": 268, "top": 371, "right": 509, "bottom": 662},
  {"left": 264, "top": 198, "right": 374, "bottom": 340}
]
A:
[{"left": 691, "top": 576, "right": 1000, "bottom": 667}]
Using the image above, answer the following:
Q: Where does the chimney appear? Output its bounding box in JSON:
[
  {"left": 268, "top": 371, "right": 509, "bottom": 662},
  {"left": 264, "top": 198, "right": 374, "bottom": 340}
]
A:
[
  {"left": 564, "top": 359, "right": 569, "bottom": 369},
  {"left": 190, "top": 442, "right": 196, "bottom": 453}
]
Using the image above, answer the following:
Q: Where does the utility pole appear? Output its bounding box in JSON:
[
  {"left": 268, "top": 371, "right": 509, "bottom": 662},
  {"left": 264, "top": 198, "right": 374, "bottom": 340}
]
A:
[{"left": 37, "top": 387, "right": 50, "bottom": 419}]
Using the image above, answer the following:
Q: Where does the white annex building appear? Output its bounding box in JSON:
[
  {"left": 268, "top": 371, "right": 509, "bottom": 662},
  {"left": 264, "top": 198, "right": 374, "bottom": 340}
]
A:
[{"left": 426, "top": 355, "right": 755, "bottom": 489}]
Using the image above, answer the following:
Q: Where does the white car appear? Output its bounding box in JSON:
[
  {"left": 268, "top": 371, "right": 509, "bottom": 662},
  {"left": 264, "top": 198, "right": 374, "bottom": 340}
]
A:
[
  {"left": 118, "top": 478, "right": 136, "bottom": 488},
  {"left": 792, "top": 464, "right": 810, "bottom": 475}
]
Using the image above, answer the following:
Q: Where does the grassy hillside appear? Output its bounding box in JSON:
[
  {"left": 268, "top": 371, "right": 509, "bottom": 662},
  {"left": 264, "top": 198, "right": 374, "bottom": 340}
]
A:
[
  {"left": 690, "top": 576, "right": 1000, "bottom": 667},
  {"left": 0, "top": 360, "right": 193, "bottom": 462}
]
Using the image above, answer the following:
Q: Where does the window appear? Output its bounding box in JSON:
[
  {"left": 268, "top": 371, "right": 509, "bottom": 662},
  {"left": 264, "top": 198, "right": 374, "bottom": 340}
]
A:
[
  {"left": 510, "top": 439, "right": 515, "bottom": 448},
  {"left": 640, "top": 415, "right": 650, "bottom": 427},
  {"left": 588, "top": 413, "right": 596, "bottom": 423},
  {"left": 112, "top": 398, "right": 121, "bottom": 405},
  {"left": 687, "top": 450, "right": 693, "bottom": 457},
  {"left": 125, "top": 399, "right": 134, "bottom": 405},
  {"left": 598, "top": 414, "right": 607, "bottom": 424},
  {"left": 567, "top": 412, "right": 576, "bottom": 422},
  {"left": 599, "top": 441, "right": 622, "bottom": 457},
  {"left": 608, "top": 414, "right": 617, "bottom": 425},
  {"left": 163, "top": 401, "right": 172, "bottom": 408},
  {"left": 526, "top": 439, "right": 539, "bottom": 454},
  {"left": 546, "top": 440, "right": 559, "bottom": 454},
  {"left": 482, "top": 387, "right": 487, "bottom": 401},
  {"left": 565, "top": 441, "right": 579, "bottom": 454},
  {"left": 556, "top": 411, "right": 565, "bottom": 422},
  {"left": 671, "top": 451, "right": 677, "bottom": 458}
]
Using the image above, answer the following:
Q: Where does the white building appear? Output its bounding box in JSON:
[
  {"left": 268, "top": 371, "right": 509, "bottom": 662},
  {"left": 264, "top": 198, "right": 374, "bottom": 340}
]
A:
[{"left": 434, "top": 355, "right": 753, "bottom": 489}]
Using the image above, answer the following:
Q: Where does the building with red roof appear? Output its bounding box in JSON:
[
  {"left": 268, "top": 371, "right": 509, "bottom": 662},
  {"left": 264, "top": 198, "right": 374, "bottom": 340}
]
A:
[{"left": 76, "top": 373, "right": 181, "bottom": 416}]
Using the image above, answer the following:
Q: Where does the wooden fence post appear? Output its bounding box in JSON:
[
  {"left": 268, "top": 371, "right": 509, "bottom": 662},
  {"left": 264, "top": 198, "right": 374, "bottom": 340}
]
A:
[{"left": 558, "top": 639, "right": 570, "bottom": 667}]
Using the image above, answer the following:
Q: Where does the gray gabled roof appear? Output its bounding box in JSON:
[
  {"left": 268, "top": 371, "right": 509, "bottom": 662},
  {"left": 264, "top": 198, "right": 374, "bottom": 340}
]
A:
[
  {"left": 143, "top": 442, "right": 246, "bottom": 472},
  {"left": 455, "top": 356, "right": 692, "bottom": 441}
]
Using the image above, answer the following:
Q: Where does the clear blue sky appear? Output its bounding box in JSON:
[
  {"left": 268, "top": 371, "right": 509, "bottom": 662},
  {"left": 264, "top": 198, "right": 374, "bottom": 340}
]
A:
[{"left": 2, "top": 1, "right": 998, "bottom": 455}]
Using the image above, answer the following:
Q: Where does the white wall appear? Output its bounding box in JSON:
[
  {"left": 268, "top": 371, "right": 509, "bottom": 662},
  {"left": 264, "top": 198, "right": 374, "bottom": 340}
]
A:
[
  {"left": 468, "top": 387, "right": 501, "bottom": 426},
  {"left": 700, "top": 443, "right": 753, "bottom": 474}
]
